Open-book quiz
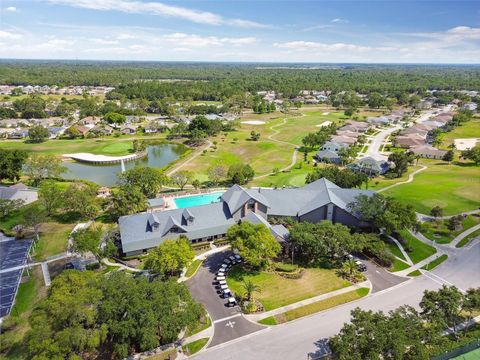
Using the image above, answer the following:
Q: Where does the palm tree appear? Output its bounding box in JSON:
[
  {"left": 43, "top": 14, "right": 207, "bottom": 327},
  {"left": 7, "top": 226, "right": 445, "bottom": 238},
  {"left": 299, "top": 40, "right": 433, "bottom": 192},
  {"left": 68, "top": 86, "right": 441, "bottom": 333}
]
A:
[
  {"left": 342, "top": 259, "right": 358, "bottom": 276},
  {"left": 242, "top": 280, "right": 261, "bottom": 302}
]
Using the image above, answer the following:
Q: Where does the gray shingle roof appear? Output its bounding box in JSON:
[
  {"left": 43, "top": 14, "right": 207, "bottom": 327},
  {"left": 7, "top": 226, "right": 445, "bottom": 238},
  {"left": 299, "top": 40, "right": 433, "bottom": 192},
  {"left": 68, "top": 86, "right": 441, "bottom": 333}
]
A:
[
  {"left": 221, "top": 184, "right": 270, "bottom": 214},
  {"left": 148, "top": 198, "right": 165, "bottom": 207}
]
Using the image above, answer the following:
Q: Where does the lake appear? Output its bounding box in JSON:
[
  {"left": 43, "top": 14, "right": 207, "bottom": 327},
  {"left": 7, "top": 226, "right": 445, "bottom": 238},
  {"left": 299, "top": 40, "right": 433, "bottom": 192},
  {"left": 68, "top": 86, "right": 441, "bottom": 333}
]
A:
[{"left": 61, "top": 143, "right": 187, "bottom": 186}]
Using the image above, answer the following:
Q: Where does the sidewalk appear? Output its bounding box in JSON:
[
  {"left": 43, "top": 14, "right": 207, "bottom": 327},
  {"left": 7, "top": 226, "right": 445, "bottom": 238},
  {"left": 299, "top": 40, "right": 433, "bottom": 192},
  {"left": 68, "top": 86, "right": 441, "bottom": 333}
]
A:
[
  {"left": 450, "top": 224, "right": 480, "bottom": 248},
  {"left": 388, "top": 235, "right": 413, "bottom": 265},
  {"left": 246, "top": 280, "right": 370, "bottom": 322}
]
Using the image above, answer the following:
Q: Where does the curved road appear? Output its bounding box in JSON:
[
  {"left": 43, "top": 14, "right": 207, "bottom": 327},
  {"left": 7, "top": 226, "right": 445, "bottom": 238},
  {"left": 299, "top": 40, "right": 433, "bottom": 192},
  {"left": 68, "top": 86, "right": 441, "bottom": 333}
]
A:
[{"left": 193, "top": 241, "right": 480, "bottom": 360}]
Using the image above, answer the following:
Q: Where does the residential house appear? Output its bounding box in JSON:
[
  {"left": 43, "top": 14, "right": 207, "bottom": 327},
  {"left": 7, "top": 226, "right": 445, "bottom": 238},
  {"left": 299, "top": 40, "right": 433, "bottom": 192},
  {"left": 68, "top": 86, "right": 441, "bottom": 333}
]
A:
[
  {"left": 330, "top": 135, "right": 356, "bottom": 146},
  {"left": 316, "top": 149, "right": 342, "bottom": 164},
  {"left": 80, "top": 116, "right": 100, "bottom": 129},
  {"left": 320, "top": 141, "right": 348, "bottom": 153},
  {"left": 121, "top": 126, "right": 137, "bottom": 135},
  {"left": 0, "top": 184, "right": 38, "bottom": 205},
  {"left": 410, "top": 145, "right": 447, "bottom": 160},
  {"left": 119, "top": 178, "right": 374, "bottom": 256},
  {"left": 336, "top": 130, "right": 360, "bottom": 140},
  {"left": 8, "top": 129, "right": 29, "bottom": 139},
  {"left": 461, "top": 102, "right": 477, "bottom": 112},
  {"left": 394, "top": 133, "right": 426, "bottom": 148},
  {"left": 348, "top": 157, "right": 390, "bottom": 176},
  {"left": 90, "top": 125, "right": 113, "bottom": 136},
  {"left": 367, "top": 116, "right": 390, "bottom": 126},
  {"left": 75, "top": 125, "right": 90, "bottom": 137}
]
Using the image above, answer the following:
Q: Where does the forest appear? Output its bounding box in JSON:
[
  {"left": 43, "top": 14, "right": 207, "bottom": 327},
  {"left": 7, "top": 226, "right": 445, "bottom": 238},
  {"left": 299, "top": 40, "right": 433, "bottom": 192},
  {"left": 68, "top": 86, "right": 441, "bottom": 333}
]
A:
[{"left": 1, "top": 61, "right": 480, "bottom": 100}]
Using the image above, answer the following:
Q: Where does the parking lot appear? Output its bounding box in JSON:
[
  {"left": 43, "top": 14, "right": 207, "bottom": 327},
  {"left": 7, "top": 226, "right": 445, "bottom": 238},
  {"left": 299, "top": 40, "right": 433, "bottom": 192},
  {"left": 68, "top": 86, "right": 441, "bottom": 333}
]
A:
[{"left": 187, "top": 251, "right": 265, "bottom": 347}]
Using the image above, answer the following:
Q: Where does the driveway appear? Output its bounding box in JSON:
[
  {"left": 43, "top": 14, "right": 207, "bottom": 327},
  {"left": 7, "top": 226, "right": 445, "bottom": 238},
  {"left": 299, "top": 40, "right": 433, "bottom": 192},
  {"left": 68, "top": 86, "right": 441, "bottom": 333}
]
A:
[
  {"left": 362, "top": 259, "right": 408, "bottom": 293},
  {"left": 187, "top": 251, "right": 264, "bottom": 347}
]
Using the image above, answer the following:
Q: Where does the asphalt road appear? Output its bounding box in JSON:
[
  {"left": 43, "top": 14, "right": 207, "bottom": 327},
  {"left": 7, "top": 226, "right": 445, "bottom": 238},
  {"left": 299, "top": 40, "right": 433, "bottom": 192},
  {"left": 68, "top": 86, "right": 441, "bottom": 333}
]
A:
[
  {"left": 193, "top": 241, "right": 480, "bottom": 360},
  {"left": 187, "top": 251, "right": 264, "bottom": 347},
  {"left": 363, "top": 259, "right": 407, "bottom": 293}
]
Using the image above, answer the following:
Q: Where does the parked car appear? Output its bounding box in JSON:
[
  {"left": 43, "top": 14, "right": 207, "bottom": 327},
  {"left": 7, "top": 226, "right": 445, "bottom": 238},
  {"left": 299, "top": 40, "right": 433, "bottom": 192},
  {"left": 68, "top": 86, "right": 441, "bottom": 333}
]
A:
[
  {"left": 222, "top": 289, "right": 231, "bottom": 298},
  {"left": 356, "top": 260, "right": 367, "bottom": 272},
  {"left": 227, "top": 297, "right": 237, "bottom": 307},
  {"left": 216, "top": 276, "right": 226, "bottom": 281},
  {"left": 229, "top": 255, "right": 236, "bottom": 261},
  {"left": 224, "top": 259, "right": 232, "bottom": 265},
  {"left": 220, "top": 284, "right": 229, "bottom": 290},
  {"left": 218, "top": 280, "right": 227, "bottom": 285},
  {"left": 217, "top": 271, "right": 225, "bottom": 277},
  {"left": 234, "top": 254, "right": 242, "bottom": 260}
]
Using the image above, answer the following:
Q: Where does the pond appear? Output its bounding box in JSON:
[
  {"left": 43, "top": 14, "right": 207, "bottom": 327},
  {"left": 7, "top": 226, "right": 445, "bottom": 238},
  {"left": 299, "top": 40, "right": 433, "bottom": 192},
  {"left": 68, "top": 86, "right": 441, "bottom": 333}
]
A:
[{"left": 61, "top": 144, "right": 187, "bottom": 186}]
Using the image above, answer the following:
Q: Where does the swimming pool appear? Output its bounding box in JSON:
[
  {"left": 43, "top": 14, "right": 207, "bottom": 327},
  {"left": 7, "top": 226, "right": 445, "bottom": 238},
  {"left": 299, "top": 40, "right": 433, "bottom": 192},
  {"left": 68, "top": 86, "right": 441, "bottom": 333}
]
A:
[{"left": 174, "top": 192, "right": 224, "bottom": 208}]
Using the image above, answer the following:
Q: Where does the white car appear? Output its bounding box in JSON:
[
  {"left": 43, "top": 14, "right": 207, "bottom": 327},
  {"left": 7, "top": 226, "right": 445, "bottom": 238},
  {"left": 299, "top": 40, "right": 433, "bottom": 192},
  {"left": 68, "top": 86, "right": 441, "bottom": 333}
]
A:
[
  {"left": 220, "top": 284, "right": 229, "bottom": 290},
  {"left": 218, "top": 280, "right": 226, "bottom": 285},
  {"left": 227, "top": 297, "right": 237, "bottom": 307},
  {"left": 229, "top": 255, "right": 236, "bottom": 261},
  {"left": 234, "top": 254, "right": 242, "bottom": 260},
  {"left": 216, "top": 276, "right": 225, "bottom": 281},
  {"left": 217, "top": 271, "right": 225, "bottom": 277}
]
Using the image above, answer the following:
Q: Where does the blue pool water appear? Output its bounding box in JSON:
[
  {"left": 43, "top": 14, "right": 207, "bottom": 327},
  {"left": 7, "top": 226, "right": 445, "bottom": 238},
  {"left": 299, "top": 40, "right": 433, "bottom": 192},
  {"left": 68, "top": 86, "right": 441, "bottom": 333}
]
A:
[{"left": 174, "top": 192, "right": 224, "bottom": 208}]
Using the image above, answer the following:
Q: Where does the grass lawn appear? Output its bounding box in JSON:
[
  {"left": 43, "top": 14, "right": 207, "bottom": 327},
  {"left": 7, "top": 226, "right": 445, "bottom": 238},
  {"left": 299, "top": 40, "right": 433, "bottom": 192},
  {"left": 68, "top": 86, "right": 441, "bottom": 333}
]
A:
[
  {"left": 421, "top": 255, "right": 449, "bottom": 271},
  {"left": 271, "top": 288, "right": 369, "bottom": 324},
  {"left": 390, "top": 258, "right": 410, "bottom": 272},
  {"left": 145, "top": 348, "right": 177, "bottom": 360},
  {"left": 370, "top": 165, "right": 423, "bottom": 191},
  {"left": 439, "top": 118, "right": 480, "bottom": 150},
  {"left": 397, "top": 230, "right": 437, "bottom": 264},
  {"left": 34, "top": 222, "right": 75, "bottom": 260},
  {"left": 382, "top": 159, "right": 480, "bottom": 215},
  {"left": 258, "top": 316, "right": 278, "bottom": 325},
  {"left": 386, "top": 240, "right": 406, "bottom": 261},
  {"left": 185, "top": 259, "right": 203, "bottom": 278},
  {"left": 251, "top": 159, "right": 316, "bottom": 188},
  {"left": 182, "top": 338, "right": 208, "bottom": 355},
  {"left": 421, "top": 215, "right": 480, "bottom": 244},
  {"left": 226, "top": 265, "right": 350, "bottom": 311},
  {"left": 456, "top": 228, "right": 480, "bottom": 248},
  {"left": 1, "top": 267, "right": 46, "bottom": 359},
  {"left": 407, "top": 270, "right": 422, "bottom": 277}
]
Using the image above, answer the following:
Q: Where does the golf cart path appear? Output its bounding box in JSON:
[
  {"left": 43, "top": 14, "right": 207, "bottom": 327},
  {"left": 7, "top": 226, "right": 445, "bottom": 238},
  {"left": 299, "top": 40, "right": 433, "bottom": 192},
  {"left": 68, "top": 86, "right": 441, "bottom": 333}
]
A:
[
  {"left": 377, "top": 165, "right": 428, "bottom": 193},
  {"left": 450, "top": 224, "right": 480, "bottom": 248}
]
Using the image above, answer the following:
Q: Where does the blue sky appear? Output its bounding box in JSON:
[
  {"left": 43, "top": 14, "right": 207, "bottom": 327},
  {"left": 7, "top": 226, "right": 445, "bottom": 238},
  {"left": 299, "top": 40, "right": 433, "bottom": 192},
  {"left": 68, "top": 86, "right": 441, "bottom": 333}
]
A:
[{"left": 0, "top": 0, "right": 479, "bottom": 63}]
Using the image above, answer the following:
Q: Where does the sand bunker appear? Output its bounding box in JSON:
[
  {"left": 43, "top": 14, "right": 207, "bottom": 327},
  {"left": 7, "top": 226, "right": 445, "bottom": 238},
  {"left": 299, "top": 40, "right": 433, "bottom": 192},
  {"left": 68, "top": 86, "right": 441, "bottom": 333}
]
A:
[
  {"left": 322, "top": 112, "right": 330, "bottom": 115},
  {"left": 454, "top": 138, "right": 479, "bottom": 151},
  {"left": 316, "top": 121, "right": 333, "bottom": 128},
  {"left": 241, "top": 120, "right": 266, "bottom": 125}
]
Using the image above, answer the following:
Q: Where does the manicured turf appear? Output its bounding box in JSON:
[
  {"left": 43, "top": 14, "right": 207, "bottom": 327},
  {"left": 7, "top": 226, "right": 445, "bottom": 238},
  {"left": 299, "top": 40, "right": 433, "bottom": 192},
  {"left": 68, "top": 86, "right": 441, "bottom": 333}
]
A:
[
  {"left": 386, "top": 241, "right": 407, "bottom": 261},
  {"left": 383, "top": 159, "right": 480, "bottom": 215},
  {"left": 226, "top": 266, "right": 350, "bottom": 311},
  {"left": 9, "top": 277, "right": 37, "bottom": 316},
  {"left": 439, "top": 118, "right": 480, "bottom": 150},
  {"left": 421, "top": 254, "right": 449, "bottom": 271},
  {"left": 182, "top": 338, "right": 208, "bottom": 355},
  {"left": 369, "top": 165, "right": 423, "bottom": 191},
  {"left": 421, "top": 216, "right": 480, "bottom": 244},
  {"left": 456, "top": 228, "right": 480, "bottom": 248},
  {"left": 390, "top": 258, "right": 410, "bottom": 272},
  {"left": 185, "top": 259, "right": 203, "bottom": 278},
  {"left": 397, "top": 230, "right": 437, "bottom": 264},
  {"left": 273, "top": 288, "right": 369, "bottom": 324},
  {"left": 407, "top": 270, "right": 422, "bottom": 277},
  {"left": 258, "top": 316, "right": 277, "bottom": 325},
  {"left": 451, "top": 348, "right": 480, "bottom": 360}
]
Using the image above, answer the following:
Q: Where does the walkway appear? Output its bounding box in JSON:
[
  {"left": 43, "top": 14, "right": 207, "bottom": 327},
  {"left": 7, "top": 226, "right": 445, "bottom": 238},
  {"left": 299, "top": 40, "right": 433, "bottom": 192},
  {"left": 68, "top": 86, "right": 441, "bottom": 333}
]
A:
[
  {"left": 41, "top": 262, "right": 51, "bottom": 286},
  {"left": 63, "top": 152, "right": 144, "bottom": 163},
  {"left": 254, "top": 117, "right": 298, "bottom": 180},
  {"left": 388, "top": 236, "right": 413, "bottom": 265},
  {"left": 246, "top": 280, "right": 370, "bottom": 322},
  {"left": 377, "top": 165, "right": 428, "bottom": 193},
  {"left": 166, "top": 140, "right": 212, "bottom": 176},
  {"left": 417, "top": 209, "right": 480, "bottom": 222}
]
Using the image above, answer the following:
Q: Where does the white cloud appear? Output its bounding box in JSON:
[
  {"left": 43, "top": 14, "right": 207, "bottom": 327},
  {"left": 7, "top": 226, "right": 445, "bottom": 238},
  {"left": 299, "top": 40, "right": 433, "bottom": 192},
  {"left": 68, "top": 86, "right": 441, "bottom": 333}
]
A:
[
  {"left": 302, "top": 24, "right": 333, "bottom": 32},
  {"left": 0, "top": 30, "right": 21, "bottom": 39},
  {"left": 274, "top": 40, "right": 374, "bottom": 52},
  {"left": 46, "top": 0, "right": 270, "bottom": 28},
  {"left": 331, "top": 18, "right": 348, "bottom": 23},
  {"left": 159, "top": 33, "right": 256, "bottom": 48},
  {"left": 89, "top": 38, "right": 119, "bottom": 45},
  {"left": 5, "top": 6, "right": 17, "bottom": 12}
]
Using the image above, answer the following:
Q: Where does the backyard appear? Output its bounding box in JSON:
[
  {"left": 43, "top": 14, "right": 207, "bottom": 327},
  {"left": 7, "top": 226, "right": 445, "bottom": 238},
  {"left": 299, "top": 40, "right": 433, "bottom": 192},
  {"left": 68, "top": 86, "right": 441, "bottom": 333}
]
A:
[{"left": 226, "top": 265, "right": 351, "bottom": 311}]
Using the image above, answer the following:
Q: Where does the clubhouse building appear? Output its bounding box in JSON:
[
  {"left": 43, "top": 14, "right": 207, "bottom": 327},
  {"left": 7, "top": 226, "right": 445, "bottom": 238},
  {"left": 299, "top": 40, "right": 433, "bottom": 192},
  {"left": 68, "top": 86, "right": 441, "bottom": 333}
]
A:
[{"left": 119, "top": 178, "right": 373, "bottom": 256}]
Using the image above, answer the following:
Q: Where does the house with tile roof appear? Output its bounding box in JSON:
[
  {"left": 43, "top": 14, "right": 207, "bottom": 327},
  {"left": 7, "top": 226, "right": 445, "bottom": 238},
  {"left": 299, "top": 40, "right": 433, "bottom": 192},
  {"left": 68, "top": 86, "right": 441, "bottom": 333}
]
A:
[{"left": 118, "top": 178, "right": 374, "bottom": 256}]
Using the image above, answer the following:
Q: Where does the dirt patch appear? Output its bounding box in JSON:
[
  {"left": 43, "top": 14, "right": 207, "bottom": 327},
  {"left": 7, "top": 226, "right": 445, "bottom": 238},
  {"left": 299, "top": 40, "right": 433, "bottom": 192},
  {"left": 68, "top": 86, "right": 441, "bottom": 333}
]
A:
[
  {"left": 454, "top": 138, "right": 478, "bottom": 150},
  {"left": 241, "top": 120, "right": 266, "bottom": 125}
]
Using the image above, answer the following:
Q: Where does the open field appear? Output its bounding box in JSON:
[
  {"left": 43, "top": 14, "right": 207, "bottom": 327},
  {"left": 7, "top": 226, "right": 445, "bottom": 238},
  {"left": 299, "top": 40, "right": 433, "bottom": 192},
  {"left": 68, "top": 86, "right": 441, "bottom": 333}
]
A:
[
  {"left": 226, "top": 265, "right": 350, "bottom": 311},
  {"left": 439, "top": 118, "right": 480, "bottom": 150},
  {"left": 382, "top": 159, "right": 480, "bottom": 215}
]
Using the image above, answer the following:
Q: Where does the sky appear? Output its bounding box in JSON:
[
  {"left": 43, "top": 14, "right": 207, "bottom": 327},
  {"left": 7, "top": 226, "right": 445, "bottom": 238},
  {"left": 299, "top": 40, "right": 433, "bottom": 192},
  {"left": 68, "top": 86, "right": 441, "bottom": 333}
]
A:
[{"left": 0, "top": 0, "right": 479, "bottom": 63}]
